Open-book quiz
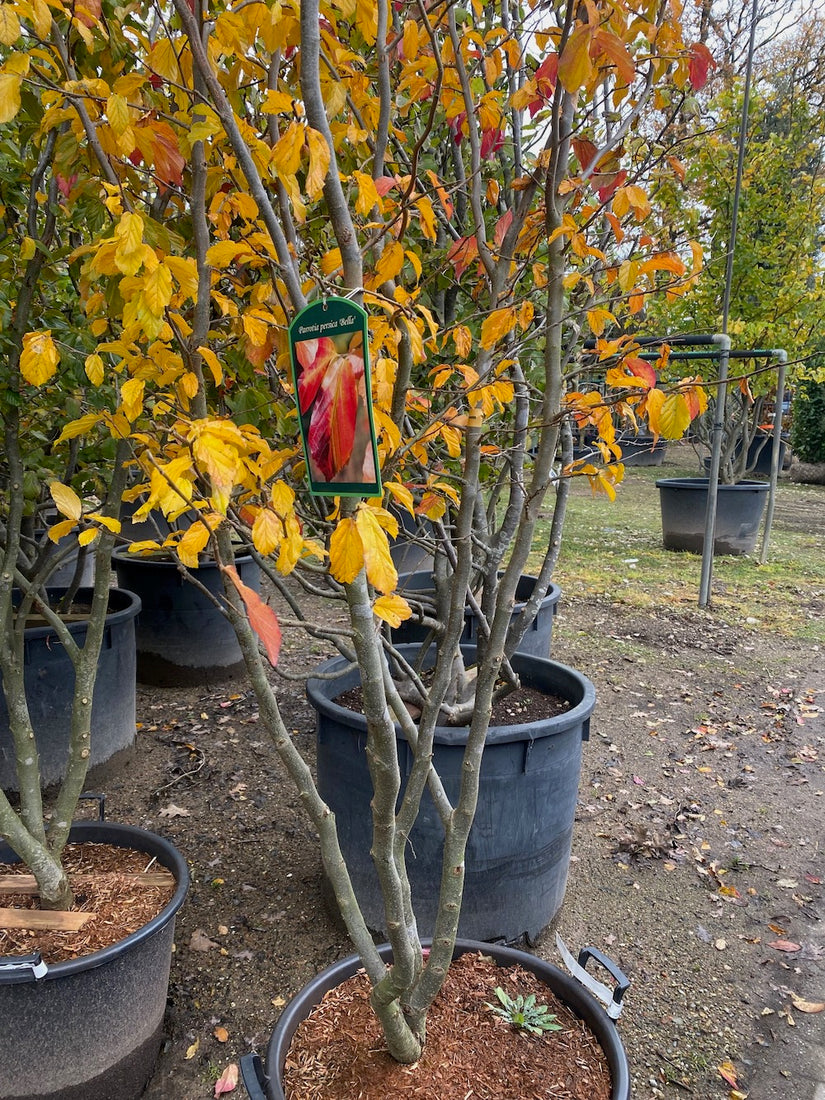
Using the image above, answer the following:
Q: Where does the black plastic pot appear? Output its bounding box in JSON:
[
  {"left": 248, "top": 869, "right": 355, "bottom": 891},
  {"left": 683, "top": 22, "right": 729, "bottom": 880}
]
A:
[
  {"left": 656, "top": 477, "right": 770, "bottom": 556},
  {"left": 0, "top": 819, "right": 188, "bottom": 1100},
  {"left": 0, "top": 588, "right": 140, "bottom": 790},
  {"left": 308, "top": 645, "right": 595, "bottom": 943},
  {"left": 391, "top": 572, "right": 562, "bottom": 660},
  {"left": 618, "top": 434, "right": 667, "bottom": 467},
  {"left": 240, "top": 939, "right": 631, "bottom": 1100},
  {"left": 112, "top": 551, "right": 260, "bottom": 686}
]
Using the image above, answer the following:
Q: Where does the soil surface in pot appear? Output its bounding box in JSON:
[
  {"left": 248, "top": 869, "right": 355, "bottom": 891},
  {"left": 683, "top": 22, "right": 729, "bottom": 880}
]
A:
[
  {"left": 284, "top": 951, "right": 612, "bottom": 1100},
  {"left": 0, "top": 843, "right": 175, "bottom": 963},
  {"left": 336, "top": 681, "right": 571, "bottom": 724},
  {"left": 69, "top": 531, "right": 825, "bottom": 1100}
]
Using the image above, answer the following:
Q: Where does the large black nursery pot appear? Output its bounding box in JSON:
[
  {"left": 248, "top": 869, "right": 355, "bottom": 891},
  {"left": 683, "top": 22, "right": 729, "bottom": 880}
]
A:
[
  {"left": 240, "top": 939, "right": 631, "bottom": 1100},
  {"left": 618, "top": 433, "right": 667, "bottom": 467},
  {"left": 112, "top": 550, "right": 260, "bottom": 686},
  {"left": 392, "top": 572, "right": 562, "bottom": 660},
  {"left": 308, "top": 644, "right": 595, "bottom": 943},
  {"left": 656, "top": 477, "right": 770, "bottom": 556},
  {"left": 0, "top": 587, "right": 140, "bottom": 791},
  {"left": 0, "top": 819, "right": 189, "bottom": 1100}
]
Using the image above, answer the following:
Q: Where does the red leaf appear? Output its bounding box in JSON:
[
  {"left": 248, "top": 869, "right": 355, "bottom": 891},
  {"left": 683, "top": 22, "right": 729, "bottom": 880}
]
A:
[
  {"left": 768, "top": 940, "right": 801, "bottom": 953},
  {"left": 223, "top": 566, "right": 282, "bottom": 667},
  {"left": 214, "top": 1062, "right": 239, "bottom": 1097},
  {"left": 480, "top": 128, "right": 505, "bottom": 160},
  {"left": 136, "top": 119, "right": 186, "bottom": 188},
  {"left": 688, "top": 43, "right": 715, "bottom": 91},
  {"left": 446, "top": 236, "right": 478, "bottom": 279},
  {"left": 494, "top": 209, "right": 513, "bottom": 249},
  {"left": 624, "top": 357, "right": 657, "bottom": 389},
  {"left": 374, "top": 176, "right": 398, "bottom": 196},
  {"left": 596, "top": 168, "right": 626, "bottom": 203},
  {"left": 573, "top": 138, "right": 598, "bottom": 174}
]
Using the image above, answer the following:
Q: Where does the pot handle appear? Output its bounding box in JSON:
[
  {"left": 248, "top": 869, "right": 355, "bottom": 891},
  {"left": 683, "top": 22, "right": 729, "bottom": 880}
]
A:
[
  {"left": 240, "top": 1053, "right": 268, "bottom": 1100},
  {"left": 0, "top": 951, "right": 48, "bottom": 984},
  {"left": 79, "top": 792, "right": 106, "bottom": 821},
  {"left": 556, "top": 935, "right": 630, "bottom": 1021}
]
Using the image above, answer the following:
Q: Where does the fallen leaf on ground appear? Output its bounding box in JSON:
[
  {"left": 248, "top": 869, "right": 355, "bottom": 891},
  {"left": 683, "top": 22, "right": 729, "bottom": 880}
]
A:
[
  {"left": 768, "top": 940, "right": 801, "bottom": 952},
  {"left": 790, "top": 994, "right": 825, "bottom": 1013},
  {"left": 185, "top": 1038, "right": 199, "bottom": 1060},
  {"left": 189, "top": 929, "right": 220, "bottom": 952},
  {"left": 718, "top": 1060, "right": 739, "bottom": 1087},
  {"left": 214, "top": 1026, "right": 229, "bottom": 1042},
  {"left": 214, "top": 1063, "right": 238, "bottom": 1097},
  {"left": 159, "top": 803, "right": 191, "bottom": 818}
]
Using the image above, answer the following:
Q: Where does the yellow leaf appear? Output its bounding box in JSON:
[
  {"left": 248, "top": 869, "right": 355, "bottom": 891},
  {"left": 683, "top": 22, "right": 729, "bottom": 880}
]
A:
[
  {"left": 353, "top": 170, "right": 381, "bottom": 216},
  {"left": 373, "top": 594, "right": 412, "bottom": 628},
  {"left": 89, "top": 513, "right": 121, "bottom": 534},
  {"left": 355, "top": 506, "right": 396, "bottom": 595},
  {"left": 55, "top": 412, "right": 103, "bottom": 444},
  {"left": 20, "top": 235, "right": 35, "bottom": 261},
  {"left": 121, "top": 377, "right": 145, "bottom": 422},
  {"left": 305, "top": 127, "right": 330, "bottom": 201},
  {"left": 0, "top": 7, "right": 20, "bottom": 48},
  {"left": 586, "top": 307, "right": 615, "bottom": 337},
  {"left": 176, "top": 521, "right": 212, "bottom": 568},
  {"left": 480, "top": 306, "right": 517, "bottom": 350},
  {"left": 270, "top": 480, "right": 295, "bottom": 516},
  {"left": 197, "top": 345, "right": 224, "bottom": 385},
  {"left": 658, "top": 392, "right": 691, "bottom": 439},
  {"left": 114, "top": 212, "right": 145, "bottom": 276},
  {"left": 384, "top": 481, "right": 415, "bottom": 515},
  {"left": 85, "top": 353, "right": 104, "bottom": 386},
  {"left": 20, "top": 330, "right": 59, "bottom": 386},
  {"left": 271, "top": 121, "right": 304, "bottom": 177},
  {"left": 558, "top": 23, "right": 593, "bottom": 92},
  {"left": 106, "top": 92, "right": 131, "bottom": 136},
  {"left": 143, "top": 262, "right": 173, "bottom": 315},
  {"left": 47, "top": 518, "right": 76, "bottom": 543},
  {"left": 166, "top": 255, "right": 199, "bottom": 298},
  {"left": 252, "top": 508, "right": 282, "bottom": 556},
  {"left": 329, "top": 517, "right": 364, "bottom": 584},
  {"left": 49, "top": 481, "right": 82, "bottom": 522},
  {"left": 372, "top": 241, "right": 404, "bottom": 287},
  {"left": 78, "top": 528, "right": 98, "bottom": 547},
  {"left": 185, "top": 1039, "right": 200, "bottom": 1061},
  {"left": 262, "top": 89, "right": 294, "bottom": 114}
]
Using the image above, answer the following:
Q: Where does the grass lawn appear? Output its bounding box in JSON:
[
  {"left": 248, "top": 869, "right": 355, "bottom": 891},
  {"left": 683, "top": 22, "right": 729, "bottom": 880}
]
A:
[{"left": 528, "top": 441, "right": 825, "bottom": 643}]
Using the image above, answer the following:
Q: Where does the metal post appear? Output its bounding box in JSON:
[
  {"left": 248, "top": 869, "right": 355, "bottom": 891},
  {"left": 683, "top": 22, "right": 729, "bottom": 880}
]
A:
[
  {"left": 759, "top": 350, "right": 787, "bottom": 563},
  {"left": 699, "top": 334, "right": 730, "bottom": 608}
]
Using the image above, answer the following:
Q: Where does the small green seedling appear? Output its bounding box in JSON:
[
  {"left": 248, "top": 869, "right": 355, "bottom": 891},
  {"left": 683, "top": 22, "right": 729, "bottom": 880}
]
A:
[{"left": 485, "top": 987, "right": 563, "bottom": 1036}]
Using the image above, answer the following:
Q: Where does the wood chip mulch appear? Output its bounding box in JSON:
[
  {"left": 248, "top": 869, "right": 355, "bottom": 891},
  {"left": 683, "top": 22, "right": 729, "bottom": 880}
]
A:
[
  {"left": 0, "top": 842, "right": 175, "bottom": 964},
  {"left": 283, "top": 952, "right": 614, "bottom": 1100}
]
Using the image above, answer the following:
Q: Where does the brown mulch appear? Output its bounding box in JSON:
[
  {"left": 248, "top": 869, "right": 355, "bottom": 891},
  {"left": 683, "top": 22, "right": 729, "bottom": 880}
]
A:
[
  {"left": 283, "top": 952, "right": 613, "bottom": 1100},
  {"left": 0, "top": 842, "right": 175, "bottom": 964}
]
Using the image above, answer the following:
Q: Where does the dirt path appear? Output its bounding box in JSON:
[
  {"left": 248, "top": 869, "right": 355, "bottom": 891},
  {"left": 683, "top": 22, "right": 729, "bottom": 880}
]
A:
[{"left": 94, "top": 497, "right": 824, "bottom": 1100}]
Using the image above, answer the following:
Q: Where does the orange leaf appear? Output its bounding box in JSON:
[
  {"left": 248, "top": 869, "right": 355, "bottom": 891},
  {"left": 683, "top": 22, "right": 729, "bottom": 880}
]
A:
[{"left": 222, "top": 566, "right": 281, "bottom": 667}]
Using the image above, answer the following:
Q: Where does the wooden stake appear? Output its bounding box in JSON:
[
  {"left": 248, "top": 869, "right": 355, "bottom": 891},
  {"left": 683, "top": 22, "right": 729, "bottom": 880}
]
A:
[
  {"left": 0, "top": 907, "right": 95, "bottom": 931},
  {"left": 0, "top": 871, "right": 175, "bottom": 896}
]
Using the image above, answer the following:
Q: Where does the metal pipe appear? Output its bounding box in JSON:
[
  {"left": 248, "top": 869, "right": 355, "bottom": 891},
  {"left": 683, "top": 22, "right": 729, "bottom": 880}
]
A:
[
  {"left": 759, "top": 349, "right": 787, "bottom": 564},
  {"left": 699, "top": 334, "right": 731, "bottom": 608}
]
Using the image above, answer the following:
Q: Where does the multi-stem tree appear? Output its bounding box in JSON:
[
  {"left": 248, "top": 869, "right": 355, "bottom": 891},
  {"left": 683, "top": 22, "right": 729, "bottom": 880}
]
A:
[{"left": 1, "top": 0, "right": 713, "bottom": 1059}]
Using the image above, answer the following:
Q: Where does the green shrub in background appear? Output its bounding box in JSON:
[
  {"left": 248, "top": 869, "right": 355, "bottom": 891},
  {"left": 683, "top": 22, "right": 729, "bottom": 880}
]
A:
[{"left": 791, "top": 371, "right": 825, "bottom": 464}]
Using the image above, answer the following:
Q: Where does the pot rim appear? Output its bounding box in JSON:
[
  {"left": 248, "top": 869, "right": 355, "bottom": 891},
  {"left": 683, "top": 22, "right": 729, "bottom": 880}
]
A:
[
  {"left": 15, "top": 587, "right": 141, "bottom": 642},
  {"left": 307, "top": 645, "right": 596, "bottom": 747},
  {"left": 655, "top": 476, "right": 771, "bottom": 491},
  {"left": 0, "top": 820, "right": 189, "bottom": 984}
]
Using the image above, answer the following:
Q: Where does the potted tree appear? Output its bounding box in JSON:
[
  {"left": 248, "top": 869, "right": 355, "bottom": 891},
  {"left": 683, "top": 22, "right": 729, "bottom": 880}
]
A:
[
  {"left": 0, "top": 19, "right": 188, "bottom": 1100},
  {"left": 10, "top": 0, "right": 716, "bottom": 1095}
]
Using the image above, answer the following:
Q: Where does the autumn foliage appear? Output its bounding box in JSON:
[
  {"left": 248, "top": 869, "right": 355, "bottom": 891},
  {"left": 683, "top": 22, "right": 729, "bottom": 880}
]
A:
[{"left": 1, "top": 0, "right": 716, "bottom": 1062}]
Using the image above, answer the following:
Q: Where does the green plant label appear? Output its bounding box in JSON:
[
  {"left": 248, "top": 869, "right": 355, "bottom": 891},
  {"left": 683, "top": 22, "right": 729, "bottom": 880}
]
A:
[{"left": 288, "top": 297, "right": 381, "bottom": 497}]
